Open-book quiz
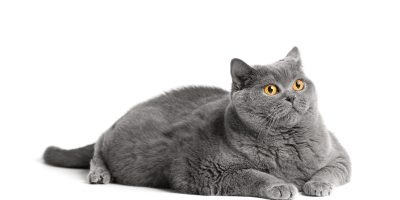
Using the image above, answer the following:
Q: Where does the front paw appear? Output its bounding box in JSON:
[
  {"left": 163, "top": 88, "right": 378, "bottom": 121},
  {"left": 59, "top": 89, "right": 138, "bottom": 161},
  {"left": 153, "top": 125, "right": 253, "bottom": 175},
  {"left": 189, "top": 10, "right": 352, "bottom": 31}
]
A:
[
  {"left": 261, "top": 183, "right": 297, "bottom": 200},
  {"left": 302, "top": 181, "right": 333, "bottom": 197}
]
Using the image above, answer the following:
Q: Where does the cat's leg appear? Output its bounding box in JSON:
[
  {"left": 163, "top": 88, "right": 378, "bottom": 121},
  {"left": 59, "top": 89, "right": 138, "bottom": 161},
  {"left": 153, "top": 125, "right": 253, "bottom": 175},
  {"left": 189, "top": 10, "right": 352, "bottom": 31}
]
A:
[
  {"left": 218, "top": 169, "right": 297, "bottom": 200},
  {"left": 174, "top": 168, "right": 297, "bottom": 200},
  {"left": 303, "top": 155, "right": 351, "bottom": 197},
  {"left": 88, "top": 135, "right": 111, "bottom": 184}
]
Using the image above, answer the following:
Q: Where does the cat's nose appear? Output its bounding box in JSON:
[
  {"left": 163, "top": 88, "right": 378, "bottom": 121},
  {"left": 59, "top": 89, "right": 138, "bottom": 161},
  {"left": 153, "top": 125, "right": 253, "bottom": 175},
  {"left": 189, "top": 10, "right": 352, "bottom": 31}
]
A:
[{"left": 285, "top": 95, "right": 296, "bottom": 103}]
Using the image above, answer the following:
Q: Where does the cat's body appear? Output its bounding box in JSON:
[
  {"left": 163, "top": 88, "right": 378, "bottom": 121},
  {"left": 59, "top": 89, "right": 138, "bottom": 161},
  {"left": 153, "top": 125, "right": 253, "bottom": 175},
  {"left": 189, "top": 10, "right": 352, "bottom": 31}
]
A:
[
  {"left": 103, "top": 86, "right": 229, "bottom": 188},
  {"left": 44, "top": 47, "right": 351, "bottom": 199}
]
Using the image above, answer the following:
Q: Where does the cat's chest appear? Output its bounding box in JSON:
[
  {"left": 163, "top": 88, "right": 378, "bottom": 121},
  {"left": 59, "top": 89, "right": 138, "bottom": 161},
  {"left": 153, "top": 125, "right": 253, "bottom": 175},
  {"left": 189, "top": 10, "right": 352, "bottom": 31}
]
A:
[{"left": 249, "top": 134, "right": 326, "bottom": 184}]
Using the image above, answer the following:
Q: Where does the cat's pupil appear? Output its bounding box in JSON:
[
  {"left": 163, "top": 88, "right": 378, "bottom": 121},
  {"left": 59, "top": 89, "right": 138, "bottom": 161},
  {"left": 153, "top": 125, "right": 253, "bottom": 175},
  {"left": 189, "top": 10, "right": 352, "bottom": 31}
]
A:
[
  {"left": 296, "top": 82, "right": 300, "bottom": 88},
  {"left": 268, "top": 86, "right": 273, "bottom": 93}
]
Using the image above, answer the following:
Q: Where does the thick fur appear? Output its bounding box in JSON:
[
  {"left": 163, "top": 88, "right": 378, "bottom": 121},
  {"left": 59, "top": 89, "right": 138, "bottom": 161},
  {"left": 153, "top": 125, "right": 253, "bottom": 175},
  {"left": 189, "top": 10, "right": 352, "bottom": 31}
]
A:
[
  {"left": 44, "top": 144, "right": 94, "bottom": 168},
  {"left": 44, "top": 47, "right": 351, "bottom": 199}
]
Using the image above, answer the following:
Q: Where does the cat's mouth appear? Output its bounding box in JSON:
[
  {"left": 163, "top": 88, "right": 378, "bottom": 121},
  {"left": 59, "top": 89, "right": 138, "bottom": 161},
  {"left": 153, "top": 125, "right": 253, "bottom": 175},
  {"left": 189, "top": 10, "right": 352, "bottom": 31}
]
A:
[
  {"left": 263, "top": 102, "right": 308, "bottom": 124},
  {"left": 286, "top": 108, "right": 300, "bottom": 117},
  {"left": 292, "top": 105, "right": 302, "bottom": 114},
  {"left": 282, "top": 103, "right": 301, "bottom": 114},
  {"left": 275, "top": 106, "right": 298, "bottom": 119},
  {"left": 290, "top": 100, "right": 309, "bottom": 115},
  {"left": 279, "top": 104, "right": 306, "bottom": 120}
]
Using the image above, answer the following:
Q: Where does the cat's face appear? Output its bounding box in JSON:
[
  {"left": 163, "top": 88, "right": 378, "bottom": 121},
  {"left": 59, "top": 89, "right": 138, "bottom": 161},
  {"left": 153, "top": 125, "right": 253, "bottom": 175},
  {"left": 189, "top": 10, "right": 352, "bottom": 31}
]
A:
[{"left": 230, "top": 47, "right": 317, "bottom": 128}]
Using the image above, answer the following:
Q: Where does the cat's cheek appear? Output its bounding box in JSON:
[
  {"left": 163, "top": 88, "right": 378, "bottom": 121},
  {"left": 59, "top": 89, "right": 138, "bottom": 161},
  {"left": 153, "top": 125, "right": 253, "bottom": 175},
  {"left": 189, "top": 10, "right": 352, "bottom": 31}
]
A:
[{"left": 293, "top": 100, "right": 310, "bottom": 115}]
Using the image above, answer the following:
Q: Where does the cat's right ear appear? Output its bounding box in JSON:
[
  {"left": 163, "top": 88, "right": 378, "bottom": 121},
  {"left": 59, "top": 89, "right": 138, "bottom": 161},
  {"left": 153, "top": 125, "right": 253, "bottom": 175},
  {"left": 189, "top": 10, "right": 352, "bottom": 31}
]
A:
[{"left": 231, "top": 58, "right": 255, "bottom": 91}]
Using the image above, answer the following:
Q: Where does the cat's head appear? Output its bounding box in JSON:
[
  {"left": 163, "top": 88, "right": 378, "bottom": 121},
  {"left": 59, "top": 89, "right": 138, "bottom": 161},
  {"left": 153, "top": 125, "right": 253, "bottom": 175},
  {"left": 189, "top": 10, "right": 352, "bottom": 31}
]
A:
[{"left": 230, "top": 47, "right": 317, "bottom": 129}]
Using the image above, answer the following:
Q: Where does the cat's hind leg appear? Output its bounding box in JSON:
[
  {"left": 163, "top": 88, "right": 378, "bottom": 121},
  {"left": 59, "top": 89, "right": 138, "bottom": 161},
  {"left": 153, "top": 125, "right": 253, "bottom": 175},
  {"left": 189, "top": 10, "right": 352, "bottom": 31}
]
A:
[{"left": 88, "top": 135, "right": 111, "bottom": 184}]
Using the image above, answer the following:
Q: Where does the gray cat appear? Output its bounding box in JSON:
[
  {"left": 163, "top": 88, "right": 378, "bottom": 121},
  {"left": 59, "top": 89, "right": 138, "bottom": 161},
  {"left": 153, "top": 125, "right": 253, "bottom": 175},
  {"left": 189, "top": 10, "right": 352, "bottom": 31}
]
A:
[{"left": 44, "top": 47, "right": 351, "bottom": 199}]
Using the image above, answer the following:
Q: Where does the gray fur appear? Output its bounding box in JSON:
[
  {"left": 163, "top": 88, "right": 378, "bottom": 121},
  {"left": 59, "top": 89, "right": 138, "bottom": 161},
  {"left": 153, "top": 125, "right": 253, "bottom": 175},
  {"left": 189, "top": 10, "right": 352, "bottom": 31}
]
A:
[
  {"left": 44, "top": 47, "right": 351, "bottom": 199},
  {"left": 44, "top": 144, "right": 94, "bottom": 168}
]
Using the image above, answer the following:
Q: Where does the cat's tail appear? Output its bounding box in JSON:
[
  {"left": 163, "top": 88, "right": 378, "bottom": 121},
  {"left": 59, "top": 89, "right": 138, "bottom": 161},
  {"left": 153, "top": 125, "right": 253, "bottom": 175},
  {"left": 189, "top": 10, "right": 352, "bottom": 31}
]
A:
[{"left": 43, "top": 144, "right": 94, "bottom": 169}]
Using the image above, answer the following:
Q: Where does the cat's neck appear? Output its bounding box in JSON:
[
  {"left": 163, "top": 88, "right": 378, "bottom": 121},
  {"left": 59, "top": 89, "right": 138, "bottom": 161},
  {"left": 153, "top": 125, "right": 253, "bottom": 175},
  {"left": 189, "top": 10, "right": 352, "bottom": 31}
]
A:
[
  {"left": 224, "top": 104, "right": 258, "bottom": 138},
  {"left": 224, "top": 103, "right": 321, "bottom": 142}
]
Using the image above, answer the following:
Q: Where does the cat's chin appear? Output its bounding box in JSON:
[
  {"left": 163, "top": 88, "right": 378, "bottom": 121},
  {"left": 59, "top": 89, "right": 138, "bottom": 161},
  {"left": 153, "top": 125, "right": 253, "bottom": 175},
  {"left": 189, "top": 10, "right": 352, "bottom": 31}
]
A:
[
  {"left": 279, "top": 109, "right": 301, "bottom": 127},
  {"left": 287, "top": 114, "right": 301, "bottom": 126}
]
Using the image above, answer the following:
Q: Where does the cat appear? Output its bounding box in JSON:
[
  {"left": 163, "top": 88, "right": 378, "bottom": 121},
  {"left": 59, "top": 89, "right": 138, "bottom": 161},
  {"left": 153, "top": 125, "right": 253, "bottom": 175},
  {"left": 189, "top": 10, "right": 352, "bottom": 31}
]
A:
[{"left": 44, "top": 47, "right": 351, "bottom": 199}]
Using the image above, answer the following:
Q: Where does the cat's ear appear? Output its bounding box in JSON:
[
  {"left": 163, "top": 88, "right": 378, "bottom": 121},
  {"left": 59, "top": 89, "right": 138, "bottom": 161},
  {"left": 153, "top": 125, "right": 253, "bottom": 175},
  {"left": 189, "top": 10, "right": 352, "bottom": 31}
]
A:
[
  {"left": 231, "top": 58, "right": 255, "bottom": 91},
  {"left": 286, "top": 46, "right": 302, "bottom": 65}
]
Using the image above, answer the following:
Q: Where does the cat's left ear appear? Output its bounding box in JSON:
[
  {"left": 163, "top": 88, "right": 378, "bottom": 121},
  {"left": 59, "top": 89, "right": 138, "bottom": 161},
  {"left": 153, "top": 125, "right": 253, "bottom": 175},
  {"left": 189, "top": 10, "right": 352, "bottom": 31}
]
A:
[{"left": 286, "top": 46, "right": 302, "bottom": 66}]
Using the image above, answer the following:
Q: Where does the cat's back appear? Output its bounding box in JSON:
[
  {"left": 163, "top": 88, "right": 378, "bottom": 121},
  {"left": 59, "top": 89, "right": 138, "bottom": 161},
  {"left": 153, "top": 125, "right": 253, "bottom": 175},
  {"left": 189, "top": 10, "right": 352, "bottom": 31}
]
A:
[
  {"left": 135, "top": 86, "right": 228, "bottom": 122},
  {"left": 111, "top": 86, "right": 229, "bottom": 135},
  {"left": 146, "top": 86, "right": 228, "bottom": 114}
]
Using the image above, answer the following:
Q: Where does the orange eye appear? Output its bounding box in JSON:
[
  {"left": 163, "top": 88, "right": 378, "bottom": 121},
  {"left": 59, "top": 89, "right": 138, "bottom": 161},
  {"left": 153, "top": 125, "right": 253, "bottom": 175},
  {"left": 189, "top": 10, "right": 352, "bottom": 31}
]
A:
[
  {"left": 293, "top": 79, "right": 305, "bottom": 91},
  {"left": 264, "top": 85, "right": 278, "bottom": 96}
]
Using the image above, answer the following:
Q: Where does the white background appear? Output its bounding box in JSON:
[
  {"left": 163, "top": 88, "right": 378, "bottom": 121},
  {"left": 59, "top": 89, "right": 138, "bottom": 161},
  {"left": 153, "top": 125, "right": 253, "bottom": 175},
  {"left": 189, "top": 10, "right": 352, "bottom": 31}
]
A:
[{"left": 1, "top": 0, "right": 399, "bottom": 199}]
